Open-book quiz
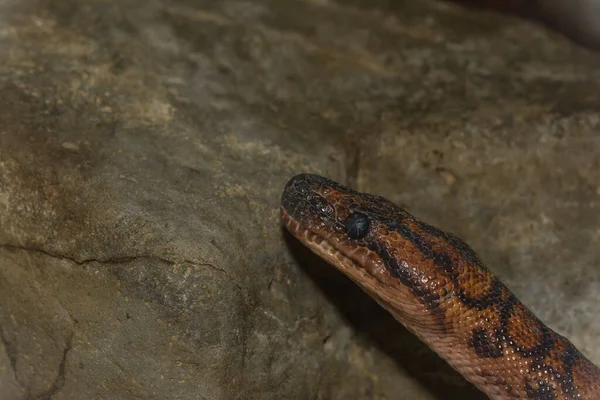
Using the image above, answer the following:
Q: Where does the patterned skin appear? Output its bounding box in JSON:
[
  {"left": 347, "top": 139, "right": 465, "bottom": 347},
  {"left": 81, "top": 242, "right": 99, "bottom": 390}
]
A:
[{"left": 281, "top": 173, "right": 600, "bottom": 400}]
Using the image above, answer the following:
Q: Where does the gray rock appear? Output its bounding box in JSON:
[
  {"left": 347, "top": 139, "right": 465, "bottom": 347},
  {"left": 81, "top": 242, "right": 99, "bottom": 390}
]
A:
[{"left": 0, "top": 0, "right": 598, "bottom": 399}]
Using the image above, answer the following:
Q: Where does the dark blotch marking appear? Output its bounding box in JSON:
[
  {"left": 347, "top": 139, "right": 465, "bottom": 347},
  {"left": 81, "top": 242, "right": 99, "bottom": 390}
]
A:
[
  {"left": 386, "top": 253, "right": 442, "bottom": 307},
  {"left": 457, "top": 279, "right": 505, "bottom": 311},
  {"left": 495, "top": 298, "right": 556, "bottom": 359},
  {"left": 525, "top": 381, "right": 557, "bottom": 400},
  {"left": 433, "top": 251, "right": 453, "bottom": 272},
  {"left": 514, "top": 324, "right": 554, "bottom": 358},
  {"left": 390, "top": 223, "right": 430, "bottom": 257},
  {"left": 417, "top": 221, "right": 488, "bottom": 272},
  {"left": 470, "top": 328, "right": 503, "bottom": 358},
  {"left": 557, "top": 345, "right": 580, "bottom": 397},
  {"left": 372, "top": 241, "right": 447, "bottom": 332},
  {"left": 367, "top": 241, "right": 381, "bottom": 253},
  {"left": 428, "top": 247, "right": 506, "bottom": 311},
  {"left": 387, "top": 258, "right": 411, "bottom": 283}
]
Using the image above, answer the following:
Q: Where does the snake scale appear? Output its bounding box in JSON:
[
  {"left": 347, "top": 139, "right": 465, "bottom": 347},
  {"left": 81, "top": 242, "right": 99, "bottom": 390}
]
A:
[{"left": 280, "top": 173, "right": 600, "bottom": 400}]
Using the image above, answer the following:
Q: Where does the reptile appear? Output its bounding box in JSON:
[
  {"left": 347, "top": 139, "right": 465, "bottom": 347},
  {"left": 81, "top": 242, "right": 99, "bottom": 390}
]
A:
[{"left": 280, "top": 173, "right": 600, "bottom": 400}]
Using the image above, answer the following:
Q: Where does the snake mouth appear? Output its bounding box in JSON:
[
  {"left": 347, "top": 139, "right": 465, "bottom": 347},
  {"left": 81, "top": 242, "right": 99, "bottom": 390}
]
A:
[
  {"left": 280, "top": 174, "right": 355, "bottom": 271},
  {"left": 280, "top": 174, "right": 395, "bottom": 285},
  {"left": 280, "top": 206, "right": 390, "bottom": 286},
  {"left": 281, "top": 205, "right": 424, "bottom": 333},
  {"left": 280, "top": 206, "right": 344, "bottom": 262}
]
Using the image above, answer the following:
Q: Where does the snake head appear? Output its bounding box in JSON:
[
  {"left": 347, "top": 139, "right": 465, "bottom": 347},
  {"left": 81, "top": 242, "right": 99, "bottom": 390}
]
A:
[
  {"left": 280, "top": 173, "right": 454, "bottom": 315},
  {"left": 281, "top": 173, "right": 410, "bottom": 246},
  {"left": 281, "top": 173, "right": 490, "bottom": 327}
]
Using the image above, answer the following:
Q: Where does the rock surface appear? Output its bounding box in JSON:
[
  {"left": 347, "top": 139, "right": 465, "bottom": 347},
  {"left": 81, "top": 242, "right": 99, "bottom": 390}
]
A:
[{"left": 0, "top": 0, "right": 599, "bottom": 399}]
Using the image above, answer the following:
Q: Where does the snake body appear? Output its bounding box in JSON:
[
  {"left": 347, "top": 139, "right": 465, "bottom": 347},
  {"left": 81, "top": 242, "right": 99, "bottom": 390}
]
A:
[{"left": 280, "top": 173, "right": 600, "bottom": 400}]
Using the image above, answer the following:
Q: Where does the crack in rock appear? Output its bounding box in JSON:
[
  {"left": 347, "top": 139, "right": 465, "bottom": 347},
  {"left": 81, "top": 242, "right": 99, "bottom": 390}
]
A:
[
  {"left": 0, "top": 329, "right": 21, "bottom": 387},
  {"left": 0, "top": 243, "right": 237, "bottom": 283},
  {"left": 35, "top": 332, "right": 73, "bottom": 400}
]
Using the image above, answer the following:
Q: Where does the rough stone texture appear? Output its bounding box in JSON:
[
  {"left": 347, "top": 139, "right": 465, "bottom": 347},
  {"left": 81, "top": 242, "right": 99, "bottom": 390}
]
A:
[{"left": 0, "top": 0, "right": 599, "bottom": 399}]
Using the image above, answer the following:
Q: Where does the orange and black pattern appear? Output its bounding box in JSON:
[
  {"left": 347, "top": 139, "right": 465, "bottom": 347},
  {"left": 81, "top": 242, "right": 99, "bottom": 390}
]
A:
[{"left": 281, "top": 173, "right": 600, "bottom": 400}]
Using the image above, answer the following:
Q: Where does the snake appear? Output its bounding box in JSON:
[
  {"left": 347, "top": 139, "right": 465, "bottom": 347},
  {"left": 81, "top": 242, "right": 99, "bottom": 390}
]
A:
[{"left": 280, "top": 173, "right": 600, "bottom": 400}]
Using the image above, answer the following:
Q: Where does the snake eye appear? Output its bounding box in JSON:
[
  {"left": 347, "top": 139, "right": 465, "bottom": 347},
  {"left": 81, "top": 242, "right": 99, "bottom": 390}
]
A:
[{"left": 345, "top": 212, "right": 370, "bottom": 240}]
